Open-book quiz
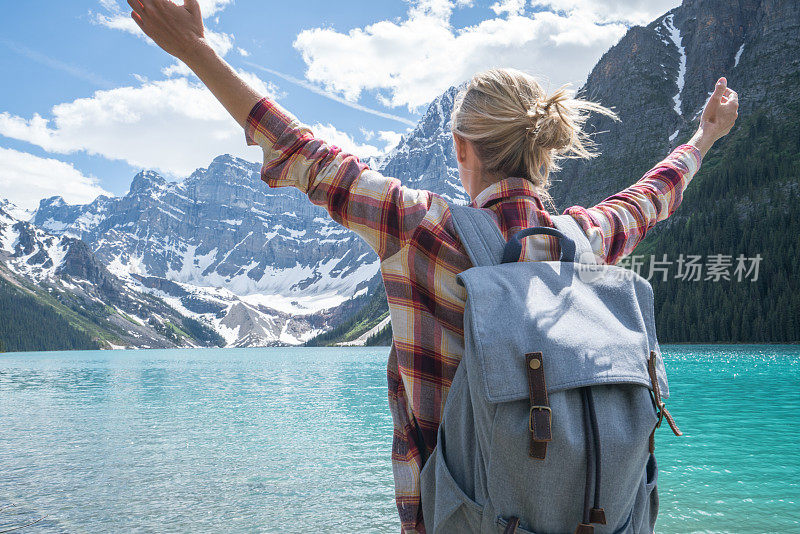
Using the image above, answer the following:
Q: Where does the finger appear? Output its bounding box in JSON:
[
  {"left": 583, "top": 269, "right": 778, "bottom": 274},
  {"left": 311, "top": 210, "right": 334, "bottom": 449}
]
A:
[
  {"left": 148, "top": 0, "right": 170, "bottom": 11},
  {"left": 722, "top": 90, "right": 739, "bottom": 105},
  {"left": 131, "top": 10, "right": 145, "bottom": 29},
  {"left": 709, "top": 77, "right": 727, "bottom": 104},
  {"left": 184, "top": 0, "right": 202, "bottom": 16},
  {"left": 127, "top": 0, "right": 145, "bottom": 15}
]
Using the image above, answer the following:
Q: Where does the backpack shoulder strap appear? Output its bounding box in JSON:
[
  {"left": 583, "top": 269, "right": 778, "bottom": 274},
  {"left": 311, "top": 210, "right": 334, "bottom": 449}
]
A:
[
  {"left": 449, "top": 204, "right": 506, "bottom": 267},
  {"left": 550, "top": 214, "right": 597, "bottom": 264}
]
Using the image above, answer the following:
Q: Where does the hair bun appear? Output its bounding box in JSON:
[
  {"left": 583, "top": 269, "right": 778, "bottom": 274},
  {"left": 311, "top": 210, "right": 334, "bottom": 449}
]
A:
[
  {"left": 524, "top": 92, "right": 572, "bottom": 150},
  {"left": 450, "top": 68, "right": 619, "bottom": 211}
]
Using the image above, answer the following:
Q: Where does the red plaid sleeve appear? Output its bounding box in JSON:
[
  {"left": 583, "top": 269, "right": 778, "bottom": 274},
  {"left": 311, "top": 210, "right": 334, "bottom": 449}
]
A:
[
  {"left": 564, "top": 144, "right": 702, "bottom": 265},
  {"left": 244, "top": 96, "right": 432, "bottom": 261}
]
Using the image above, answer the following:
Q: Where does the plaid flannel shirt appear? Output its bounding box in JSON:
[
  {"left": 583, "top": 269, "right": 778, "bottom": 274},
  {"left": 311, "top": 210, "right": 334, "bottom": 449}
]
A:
[{"left": 244, "top": 96, "right": 702, "bottom": 533}]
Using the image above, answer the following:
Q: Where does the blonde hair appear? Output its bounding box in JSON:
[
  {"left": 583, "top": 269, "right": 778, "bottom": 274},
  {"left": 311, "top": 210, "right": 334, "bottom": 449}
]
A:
[{"left": 450, "top": 67, "right": 619, "bottom": 209}]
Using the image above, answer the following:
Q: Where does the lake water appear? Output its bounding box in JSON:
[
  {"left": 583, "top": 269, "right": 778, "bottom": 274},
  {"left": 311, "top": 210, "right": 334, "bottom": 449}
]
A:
[{"left": 0, "top": 345, "right": 797, "bottom": 533}]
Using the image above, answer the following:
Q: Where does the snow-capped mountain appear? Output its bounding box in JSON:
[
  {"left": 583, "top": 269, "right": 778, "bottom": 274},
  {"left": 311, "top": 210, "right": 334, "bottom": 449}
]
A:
[
  {"left": 380, "top": 84, "right": 468, "bottom": 203},
  {"left": 26, "top": 83, "right": 469, "bottom": 348},
  {"left": 32, "top": 155, "right": 382, "bottom": 346},
  {"left": 0, "top": 199, "right": 224, "bottom": 349}
]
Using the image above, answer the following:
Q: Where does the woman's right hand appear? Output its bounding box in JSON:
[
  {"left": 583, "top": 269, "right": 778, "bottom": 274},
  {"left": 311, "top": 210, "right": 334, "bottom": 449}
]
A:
[
  {"left": 128, "top": 0, "right": 207, "bottom": 63},
  {"left": 689, "top": 77, "right": 739, "bottom": 158}
]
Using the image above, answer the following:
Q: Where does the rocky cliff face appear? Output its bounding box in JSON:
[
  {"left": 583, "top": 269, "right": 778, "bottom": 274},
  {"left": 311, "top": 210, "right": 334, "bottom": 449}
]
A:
[{"left": 551, "top": 0, "right": 799, "bottom": 210}]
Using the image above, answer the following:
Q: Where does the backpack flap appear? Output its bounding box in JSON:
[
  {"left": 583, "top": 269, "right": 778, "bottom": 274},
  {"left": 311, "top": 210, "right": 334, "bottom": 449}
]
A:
[{"left": 457, "top": 260, "right": 669, "bottom": 404}]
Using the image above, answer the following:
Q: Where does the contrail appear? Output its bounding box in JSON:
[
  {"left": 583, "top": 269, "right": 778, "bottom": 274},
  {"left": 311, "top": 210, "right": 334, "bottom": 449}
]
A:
[
  {"left": 242, "top": 61, "right": 417, "bottom": 127},
  {"left": 0, "top": 39, "right": 114, "bottom": 89}
]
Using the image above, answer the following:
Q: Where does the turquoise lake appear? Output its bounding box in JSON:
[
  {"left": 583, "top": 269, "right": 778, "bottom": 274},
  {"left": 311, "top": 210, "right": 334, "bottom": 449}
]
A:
[{"left": 0, "top": 345, "right": 797, "bottom": 533}]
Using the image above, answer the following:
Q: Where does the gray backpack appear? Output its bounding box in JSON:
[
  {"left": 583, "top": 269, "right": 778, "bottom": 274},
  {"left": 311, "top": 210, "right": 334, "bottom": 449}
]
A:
[{"left": 419, "top": 206, "right": 682, "bottom": 534}]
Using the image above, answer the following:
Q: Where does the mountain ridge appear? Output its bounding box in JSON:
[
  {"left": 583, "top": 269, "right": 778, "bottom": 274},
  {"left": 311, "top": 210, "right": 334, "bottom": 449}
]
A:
[{"left": 3, "top": 0, "right": 797, "bottom": 351}]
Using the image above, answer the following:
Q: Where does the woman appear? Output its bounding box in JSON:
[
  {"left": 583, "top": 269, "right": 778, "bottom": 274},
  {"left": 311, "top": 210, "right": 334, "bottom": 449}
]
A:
[{"left": 128, "top": 1, "right": 739, "bottom": 532}]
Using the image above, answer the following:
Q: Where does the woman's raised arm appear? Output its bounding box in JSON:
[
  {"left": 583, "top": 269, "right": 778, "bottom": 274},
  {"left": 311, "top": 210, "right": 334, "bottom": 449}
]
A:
[
  {"left": 565, "top": 77, "right": 739, "bottom": 265},
  {"left": 129, "top": 0, "right": 260, "bottom": 128}
]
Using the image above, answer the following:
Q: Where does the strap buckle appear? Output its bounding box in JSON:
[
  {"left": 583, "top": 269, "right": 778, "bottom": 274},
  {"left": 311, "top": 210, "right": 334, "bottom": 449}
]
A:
[
  {"left": 650, "top": 391, "right": 666, "bottom": 429},
  {"left": 529, "top": 405, "right": 552, "bottom": 433}
]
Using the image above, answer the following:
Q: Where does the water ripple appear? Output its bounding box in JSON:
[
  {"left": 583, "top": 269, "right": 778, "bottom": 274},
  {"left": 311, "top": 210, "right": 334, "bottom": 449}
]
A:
[{"left": 0, "top": 345, "right": 798, "bottom": 532}]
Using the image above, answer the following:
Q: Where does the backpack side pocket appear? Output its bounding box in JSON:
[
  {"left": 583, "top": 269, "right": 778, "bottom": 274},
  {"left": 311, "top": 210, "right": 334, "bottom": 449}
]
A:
[{"left": 420, "top": 436, "right": 484, "bottom": 534}]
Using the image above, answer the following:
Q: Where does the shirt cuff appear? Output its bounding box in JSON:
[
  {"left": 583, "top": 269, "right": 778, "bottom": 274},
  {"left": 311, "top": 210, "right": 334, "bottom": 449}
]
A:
[
  {"left": 244, "top": 96, "right": 297, "bottom": 147},
  {"left": 674, "top": 143, "right": 703, "bottom": 172},
  {"left": 243, "top": 96, "right": 309, "bottom": 189},
  {"left": 665, "top": 143, "right": 703, "bottom": 194}
]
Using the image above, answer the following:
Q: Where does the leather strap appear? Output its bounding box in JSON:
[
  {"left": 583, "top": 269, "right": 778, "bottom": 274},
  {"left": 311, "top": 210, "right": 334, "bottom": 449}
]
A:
[
  {"left": 585, "top": 388, "right": 606, "bottom": 525},
  {"left": 579, "top": 388, "right": 594, "bottom": 528},
  {"left": 647, "top": 351, "right": 682, "bottom": 452},
  {"left": 589, "top": 508, "right": 607, "bottom": 525},
  {"left": 526, "top": 352, "right": 551, "bottom": 460},
  {"left": 574, "top": 524, "right": 594, "bottom": 534},
  {"left": 503, "top": 516, "right": 520, "bottom": 534}
]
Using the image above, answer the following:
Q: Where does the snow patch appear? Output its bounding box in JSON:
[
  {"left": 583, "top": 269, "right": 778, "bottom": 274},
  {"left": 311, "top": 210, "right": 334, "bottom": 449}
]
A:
[
  {"left": 734, "top": 43, "right": 745, "bottom": 67},
  {"left": 0, "top": 216, "right": 19, "bottom": 253},
  {"left": 664, "top": 14, "right": 686, "bottom": 116},
  {"left": 215, "top": 321, "right": 241, "bottom": 346},
  {"left": 73, "top": 211, "right": 107, "bottom": 234},
  {"left": 46, "top": 240, "right": 69, "bottom": 275},
  {"left": 337, "top": 315, "right": 392, "bottom": 346},
  {"left": 107, "top": 253, "right": 149, "bottom": 278},
  {"left": 241, "top": 291, "right": 351, "bottom": 315},
  {"left": 278, "top": 321, "right": 303, "bottom": 345},
  {"left": 3, "top": 203, "right": 33, "bottom": 222},
  {"left": 41, "top": 218, "right": 69, "bottom": 233}
]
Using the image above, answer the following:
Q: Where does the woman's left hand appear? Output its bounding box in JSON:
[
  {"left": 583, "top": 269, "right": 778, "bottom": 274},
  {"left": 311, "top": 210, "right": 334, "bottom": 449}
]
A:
[{"left": 128, "top": 0, "right": 206, "bottom": 61}]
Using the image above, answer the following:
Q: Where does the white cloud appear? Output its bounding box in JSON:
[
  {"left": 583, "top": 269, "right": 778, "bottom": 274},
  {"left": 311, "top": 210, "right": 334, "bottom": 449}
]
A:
[
  {"left": 410, "top": 0, "right": 474, "bottom": 19},
  {"left": 376, "top": 130, "right": 403, "bottom": 153},
  {"left": 201, "top": 29, "right": 234, "bottom": 56},
  {"left": 160, "top": 30, "right": 234, "bottom": 76},
  {"left": 237, "top": 47, "right": 250, "bottom": 57},
  {"left": 161, "top": 62, "right": 193, "bottom": 77},
  {"left": 490, "top": 0, "right": 526, "bottom": 15},
  {"left": 0, "top": 147, "right": 111, "bottom": 210},
  {"left": 192, "top": 0, "right": 233, "bottom": 17},
  {"left": 360, "top": 127, "right": 375, "bottom": 141},
  {"left": 92, "top": 0, "right": 234, "bottom": 57},
  {"left": 308, "top": 124, "right": 402, "bottom": 160},
  {"left": 293, "top": 1, "right": 630, "bottom": 112},
  {"left": 95, "top": 0, "right": 232, "bottom": 21},
  {"left": 309, "top": 124, "right": 381, "bottom": 160},
  {"left": 0, "top": 76, "right": 281, "bottom": 178},
  {"left": 532, "top": 0, "right": 680, "bottom": 25}
]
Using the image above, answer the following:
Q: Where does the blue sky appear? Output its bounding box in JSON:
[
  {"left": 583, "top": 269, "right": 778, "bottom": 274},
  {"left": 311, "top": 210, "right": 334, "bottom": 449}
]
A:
[{"left": 0, "top": 0, "right": 679, "bottom": 210}]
